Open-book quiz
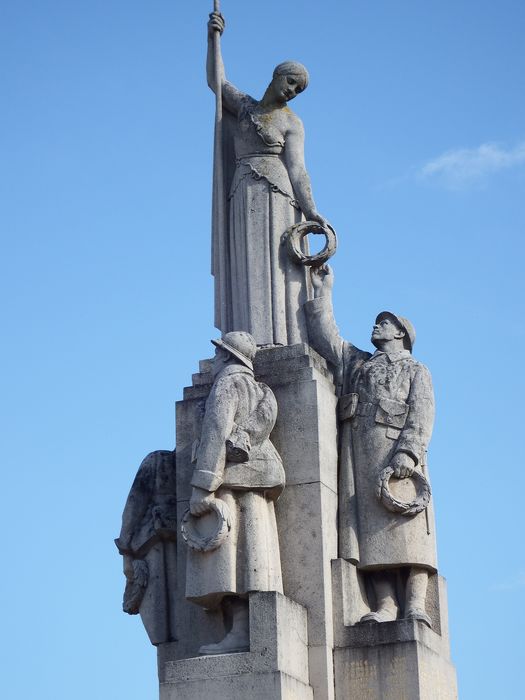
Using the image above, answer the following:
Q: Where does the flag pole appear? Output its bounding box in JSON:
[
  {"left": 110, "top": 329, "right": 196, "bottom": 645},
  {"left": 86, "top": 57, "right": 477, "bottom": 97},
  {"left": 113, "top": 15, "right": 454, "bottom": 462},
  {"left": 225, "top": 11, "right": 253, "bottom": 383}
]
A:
[{"left": 211, "top": 0, "right": 225, "bottom": 330}]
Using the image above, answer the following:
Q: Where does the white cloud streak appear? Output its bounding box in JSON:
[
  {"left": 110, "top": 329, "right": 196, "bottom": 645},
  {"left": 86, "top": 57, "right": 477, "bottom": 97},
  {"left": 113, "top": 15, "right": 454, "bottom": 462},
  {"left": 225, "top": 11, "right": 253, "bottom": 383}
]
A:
[{"left": 419, "top": 141, "right": 525, "bottom": 188}]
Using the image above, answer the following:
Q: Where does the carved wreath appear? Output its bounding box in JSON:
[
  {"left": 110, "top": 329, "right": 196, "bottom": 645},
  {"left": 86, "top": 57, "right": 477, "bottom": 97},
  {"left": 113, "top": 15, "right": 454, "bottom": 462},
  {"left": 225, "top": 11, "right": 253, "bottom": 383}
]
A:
[
  {"left": 181, "top": 498, "right": 232, "bottom": 552},
  {"left": 283, "top": 221, "right": 338, "bottom": 267},
  {"left": 377, "top": 465, "right": 431, "bottom": 516}
]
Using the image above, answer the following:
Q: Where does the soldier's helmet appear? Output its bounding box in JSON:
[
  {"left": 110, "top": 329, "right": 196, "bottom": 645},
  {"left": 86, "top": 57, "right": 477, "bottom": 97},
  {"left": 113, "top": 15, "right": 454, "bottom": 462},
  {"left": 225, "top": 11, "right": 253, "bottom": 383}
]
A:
[
  {"left": 375, "top": 311, "right": 416, "bottom": 352},
  {"left": 212, "top": 331, "right": 257, "bottom": 370}
]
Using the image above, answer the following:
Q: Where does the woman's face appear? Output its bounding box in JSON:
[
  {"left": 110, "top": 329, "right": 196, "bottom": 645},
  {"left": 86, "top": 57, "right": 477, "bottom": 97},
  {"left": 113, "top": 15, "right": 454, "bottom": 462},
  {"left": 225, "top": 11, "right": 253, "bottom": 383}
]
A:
[{"left": 271, "top": 73, "right": 306, "bottom": 103}]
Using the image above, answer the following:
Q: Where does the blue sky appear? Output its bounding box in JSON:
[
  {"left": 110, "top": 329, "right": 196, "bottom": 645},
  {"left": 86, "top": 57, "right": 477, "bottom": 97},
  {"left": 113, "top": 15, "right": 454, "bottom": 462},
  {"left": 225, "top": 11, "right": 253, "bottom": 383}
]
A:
[{"left": 1, "top": 1, "right": 524, "bottom": 698}]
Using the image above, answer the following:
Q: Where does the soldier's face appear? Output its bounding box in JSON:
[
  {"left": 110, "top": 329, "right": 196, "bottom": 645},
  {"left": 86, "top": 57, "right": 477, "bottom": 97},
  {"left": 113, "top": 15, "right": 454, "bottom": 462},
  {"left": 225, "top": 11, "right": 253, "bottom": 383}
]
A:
[
  {"left": 213, "top": 347, "right": 230, "bottom": 377},
  {"left": 371, "top": 317, "right": 405, "bottom": 346}
]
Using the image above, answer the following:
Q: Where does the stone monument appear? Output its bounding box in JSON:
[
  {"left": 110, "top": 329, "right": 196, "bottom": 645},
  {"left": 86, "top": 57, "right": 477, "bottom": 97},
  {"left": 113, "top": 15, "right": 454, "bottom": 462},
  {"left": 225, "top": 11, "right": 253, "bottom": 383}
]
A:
[{"left": 116, "top": 5, "right": 457, "bottom": 698}]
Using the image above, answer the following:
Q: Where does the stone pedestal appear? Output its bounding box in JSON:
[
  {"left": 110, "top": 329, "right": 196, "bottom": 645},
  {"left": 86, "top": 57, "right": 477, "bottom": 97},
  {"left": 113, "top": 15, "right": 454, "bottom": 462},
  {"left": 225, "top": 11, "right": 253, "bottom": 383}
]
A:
[
  {"left": 332, "top": 559, "right": 458, "bottom": 699},
  {"left": 333, "top": 621, "right": 458, "bottom": 700},
  {"left": 154, "top": 345, "right": 457, "bottom": 699},
  {"left": 161, "top": 344, "right": 338, "bottom": 699},
  {"left": 255, "top": 344, "right": 339, "bottom": 700},
  {"left": 158, "top": 592, "right": 313, "bottom": 700}
]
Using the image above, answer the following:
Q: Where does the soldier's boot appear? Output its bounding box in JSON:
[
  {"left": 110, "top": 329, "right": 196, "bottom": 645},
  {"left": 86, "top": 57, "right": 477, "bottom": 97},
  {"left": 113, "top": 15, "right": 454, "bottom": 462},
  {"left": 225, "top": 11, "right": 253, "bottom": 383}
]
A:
[
  {"left": 404, "top": 567, "right": 431, "bottom": 628},
  {"left": 198, "top": 597, "right": 249, "bottom": 655},
  {"left": 360, "top": 575, "right": 399, "bottom": 623}
]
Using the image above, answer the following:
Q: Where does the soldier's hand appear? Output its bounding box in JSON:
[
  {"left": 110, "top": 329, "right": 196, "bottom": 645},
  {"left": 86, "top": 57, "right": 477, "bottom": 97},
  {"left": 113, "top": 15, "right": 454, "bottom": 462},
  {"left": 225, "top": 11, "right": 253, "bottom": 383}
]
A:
[
  {"left": 190, "top": 486, "right": 216, "bottom": 516},
  {"left": 391, "top": 452, "right": 415, "bottom": 479},
  {"left": 310, "top": 264, "right": 334, "bottom": 297}
]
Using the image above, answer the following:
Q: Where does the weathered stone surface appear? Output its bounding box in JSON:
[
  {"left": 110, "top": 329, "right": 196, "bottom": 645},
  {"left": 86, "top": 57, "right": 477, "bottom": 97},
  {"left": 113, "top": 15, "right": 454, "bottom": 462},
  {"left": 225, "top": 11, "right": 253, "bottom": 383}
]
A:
[
  {"left": 255, "top": 344, "right": 339, "bottom": 700},
  {"left": 159, "top": 592, "right": 313, "bottom": 700},
  {"left": 157, "top": 345, "right": 338, "bottom": 697},
  {"left": 331, "top": 558, "right": 457, "bottom": 697},
  {"left": 160, "top": 671, "right": 311, "bottom": 700},
  {"left": 207, "top": 11, "right": 330, "bottom": 346},
  {"left": 331, "top": 558, "right": 371, "bottom": 631},
  {"left": 118, "top": 335, "right": 457, "bottom": 698},
  {"left": 333, "top": 622, "right": 457, "bottom": 700},
  {"left": 116, "top": 10, "right": 460, "bottom": 698},
  {"left": 332, "top": 562, "right": 452, "bottom": 650},
  {"left": 306, "top": 266, "right": 437, "bottom": 625},
  {"left": 115, "top": 450, "right": 178, "bottom": 645},
  {"left": 185, "top": 332, "right": 285, "bottom": 655}
]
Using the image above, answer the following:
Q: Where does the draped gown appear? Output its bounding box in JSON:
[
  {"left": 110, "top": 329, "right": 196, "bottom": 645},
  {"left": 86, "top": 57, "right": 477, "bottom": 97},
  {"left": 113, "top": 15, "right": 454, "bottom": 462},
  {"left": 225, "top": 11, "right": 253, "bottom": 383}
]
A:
[{"left": 212, "top": 87, "right": 311, "bottom": 346}]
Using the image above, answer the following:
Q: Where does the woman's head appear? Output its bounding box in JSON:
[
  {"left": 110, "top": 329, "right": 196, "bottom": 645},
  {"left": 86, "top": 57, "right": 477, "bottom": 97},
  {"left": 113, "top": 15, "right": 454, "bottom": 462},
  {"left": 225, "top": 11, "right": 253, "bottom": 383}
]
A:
[{"left": 270, "top": 61, "right": 309, "bottom": 102}]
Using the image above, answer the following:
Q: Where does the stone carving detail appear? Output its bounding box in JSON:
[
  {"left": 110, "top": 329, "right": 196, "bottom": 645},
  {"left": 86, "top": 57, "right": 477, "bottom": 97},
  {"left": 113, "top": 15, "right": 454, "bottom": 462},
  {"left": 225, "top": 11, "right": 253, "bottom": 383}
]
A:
[
  {"left": 284, "top": 221, "right": 338, "bottom": 267},
  {"left": 181, "top": 497, "right": 231, "bottom": 552},
  {"left": 185, "top": 331, "right": 285, "bottom": 654},
  {"left": 115, "top": 8, "right": 456, "bottom": 696},
  {"left": 377, "top": 464, "right": 431, "bottom": 516},
  {"left": 208, "top": 10, "right": 330, "bottom": 346},
  {"left": 115, "top": 450, "right": 178, "bottom": 644},
  {"left": 122, "top": 559, "right": 149, "bottom": 615},
  {"left": 305, "top": 265, "right": 436, "bottom": 628}
]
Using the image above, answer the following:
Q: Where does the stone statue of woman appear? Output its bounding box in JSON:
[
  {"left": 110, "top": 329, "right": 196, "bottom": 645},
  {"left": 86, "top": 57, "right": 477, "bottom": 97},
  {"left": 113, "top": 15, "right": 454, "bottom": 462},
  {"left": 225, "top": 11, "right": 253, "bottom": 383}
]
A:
[{"left": 208, "top": 10, "right": 329, "bottom": 347}]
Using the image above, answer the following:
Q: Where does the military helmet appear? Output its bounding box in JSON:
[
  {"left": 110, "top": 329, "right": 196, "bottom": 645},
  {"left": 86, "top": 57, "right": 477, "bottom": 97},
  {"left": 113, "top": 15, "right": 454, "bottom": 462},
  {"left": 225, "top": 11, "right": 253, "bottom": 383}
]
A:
[
  {"left": 375, "top": 311, "right": 416, "bottom": 352},
  {"left": 212, "top": 331, "right": 257, "bottom": 370}
]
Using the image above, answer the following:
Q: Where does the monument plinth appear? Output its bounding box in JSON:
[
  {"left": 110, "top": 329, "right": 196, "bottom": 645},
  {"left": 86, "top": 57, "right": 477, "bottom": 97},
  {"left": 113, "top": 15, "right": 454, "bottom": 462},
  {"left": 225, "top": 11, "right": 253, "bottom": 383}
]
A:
[{"left": 115, "top": 5, "right": 457, "bottom": 699}]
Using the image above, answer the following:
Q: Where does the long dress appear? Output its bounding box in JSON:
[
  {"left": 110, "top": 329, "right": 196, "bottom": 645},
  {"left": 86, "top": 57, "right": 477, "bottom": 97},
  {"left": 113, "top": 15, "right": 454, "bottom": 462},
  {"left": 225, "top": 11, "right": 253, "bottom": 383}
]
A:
[{"left": 212, "top": 92, "right": 311, "bottom": 346}]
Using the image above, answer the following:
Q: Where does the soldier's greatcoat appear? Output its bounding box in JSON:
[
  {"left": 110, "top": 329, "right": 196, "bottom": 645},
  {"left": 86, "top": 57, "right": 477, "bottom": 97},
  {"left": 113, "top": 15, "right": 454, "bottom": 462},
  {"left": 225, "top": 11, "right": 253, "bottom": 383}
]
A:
[
  {"left": 305, "top": 296, "right": 437, "bottom": 571},
  {"left": 115, "top": 450, "right": 178, "bottom": 645},
  {"left": 186, "top": 364, "right": 285, "bottom": 609}
]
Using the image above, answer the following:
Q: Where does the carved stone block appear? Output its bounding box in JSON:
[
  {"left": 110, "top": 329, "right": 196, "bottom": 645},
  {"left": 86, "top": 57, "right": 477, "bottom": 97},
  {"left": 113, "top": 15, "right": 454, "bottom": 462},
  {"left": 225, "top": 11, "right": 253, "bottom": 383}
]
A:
[
  {"left": 332, "top": 560, "right": 457, "bottom": 699},
  {"left": 158, "top": 592, "right": 313, "bottom": 700}
]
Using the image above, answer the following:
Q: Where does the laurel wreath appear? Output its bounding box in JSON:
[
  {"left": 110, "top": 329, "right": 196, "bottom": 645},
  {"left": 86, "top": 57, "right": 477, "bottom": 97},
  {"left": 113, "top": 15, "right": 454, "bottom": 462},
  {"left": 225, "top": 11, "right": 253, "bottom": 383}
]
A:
[
  {"left": 377, "top": 466, "right": 431, "bottom": 516},
  {"left": 181, "top": 498, "right": 232, "bottom": 552},
  {"left": 283, "top": 221, "right": 338, "bottom": 267}
]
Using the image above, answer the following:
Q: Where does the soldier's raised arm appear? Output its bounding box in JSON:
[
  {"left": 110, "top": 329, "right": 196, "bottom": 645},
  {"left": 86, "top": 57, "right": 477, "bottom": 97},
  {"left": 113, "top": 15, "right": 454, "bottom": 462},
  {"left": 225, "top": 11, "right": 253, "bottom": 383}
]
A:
[{"left": 304, "top": 265, "right": 345, "bottom": 368}]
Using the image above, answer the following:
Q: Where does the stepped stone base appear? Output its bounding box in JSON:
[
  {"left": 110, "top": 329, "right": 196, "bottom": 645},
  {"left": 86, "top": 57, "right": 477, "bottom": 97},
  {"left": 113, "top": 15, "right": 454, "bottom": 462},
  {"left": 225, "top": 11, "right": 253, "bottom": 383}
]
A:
[{"left": 158, "top": 592, "right": 313, "bottom": 700}]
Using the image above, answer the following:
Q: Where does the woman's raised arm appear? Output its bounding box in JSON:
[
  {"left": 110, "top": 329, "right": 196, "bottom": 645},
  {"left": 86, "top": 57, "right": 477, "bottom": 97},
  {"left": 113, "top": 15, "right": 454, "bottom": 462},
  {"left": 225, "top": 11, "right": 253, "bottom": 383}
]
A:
[
  {"left": 207, "top": 12, "right": 243, "bottom": 116},
  {"left": 206, "top": 12, "right": 225, "bottom": 94}
]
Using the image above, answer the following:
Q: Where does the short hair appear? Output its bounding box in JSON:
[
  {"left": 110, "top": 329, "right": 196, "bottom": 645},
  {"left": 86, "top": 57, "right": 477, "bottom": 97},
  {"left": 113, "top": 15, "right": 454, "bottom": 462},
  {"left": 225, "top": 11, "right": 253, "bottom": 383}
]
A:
[{"left": 273, "top": 61, "right": 309, "bottom": 90}]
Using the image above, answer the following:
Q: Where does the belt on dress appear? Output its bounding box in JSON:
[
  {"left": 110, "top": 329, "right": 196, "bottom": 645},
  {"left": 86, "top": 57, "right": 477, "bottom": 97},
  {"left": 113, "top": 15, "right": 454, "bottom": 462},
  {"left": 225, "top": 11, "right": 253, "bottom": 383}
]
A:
[{"left": 236, "top": 153, "right": 281, "bottom": 163}]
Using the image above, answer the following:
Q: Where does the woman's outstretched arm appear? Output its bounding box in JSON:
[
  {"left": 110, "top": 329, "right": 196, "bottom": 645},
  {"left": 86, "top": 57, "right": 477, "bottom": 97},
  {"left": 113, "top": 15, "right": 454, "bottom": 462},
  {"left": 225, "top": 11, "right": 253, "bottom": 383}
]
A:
[{"left": 284, "top": 116, "right": 329, "bottom": 226}]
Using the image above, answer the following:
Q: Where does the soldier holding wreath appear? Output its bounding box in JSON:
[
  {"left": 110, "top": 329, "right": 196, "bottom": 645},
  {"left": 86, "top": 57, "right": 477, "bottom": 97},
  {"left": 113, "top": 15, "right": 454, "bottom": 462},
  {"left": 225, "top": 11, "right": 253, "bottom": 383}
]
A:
[
  {"left": 305, "top": 265, "right": 437, "bottom": 626},
  {"left": 184, "top": 331, "right": 285, "bottom": 654}
]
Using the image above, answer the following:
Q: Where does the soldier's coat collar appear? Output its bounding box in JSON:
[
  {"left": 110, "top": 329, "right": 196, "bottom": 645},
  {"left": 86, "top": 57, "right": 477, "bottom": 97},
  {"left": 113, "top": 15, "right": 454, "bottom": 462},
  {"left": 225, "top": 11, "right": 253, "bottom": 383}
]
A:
[
  {"left": 216, "top": 364, "right": 254, "bottom": 379},
  {"left": 370, "top": 349, "right": 411, "bottom": 363}
]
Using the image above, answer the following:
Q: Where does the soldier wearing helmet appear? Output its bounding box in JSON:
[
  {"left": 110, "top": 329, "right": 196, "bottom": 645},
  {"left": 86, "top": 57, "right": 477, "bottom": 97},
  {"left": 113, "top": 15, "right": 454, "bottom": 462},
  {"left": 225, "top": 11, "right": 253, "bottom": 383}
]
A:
[
  {"left": 305, "top": 266, "right": 436, "bottom": 627},
  {"left": 186, "top": 331, "right": 285, "bottom": 654}
]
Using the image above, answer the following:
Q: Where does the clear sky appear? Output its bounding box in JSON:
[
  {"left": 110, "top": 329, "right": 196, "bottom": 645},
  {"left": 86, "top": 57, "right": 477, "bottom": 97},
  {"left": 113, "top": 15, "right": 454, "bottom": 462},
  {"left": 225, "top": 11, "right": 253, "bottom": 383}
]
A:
[{"left": 1, "top": 1, "right": 524, "bottom": 698}]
